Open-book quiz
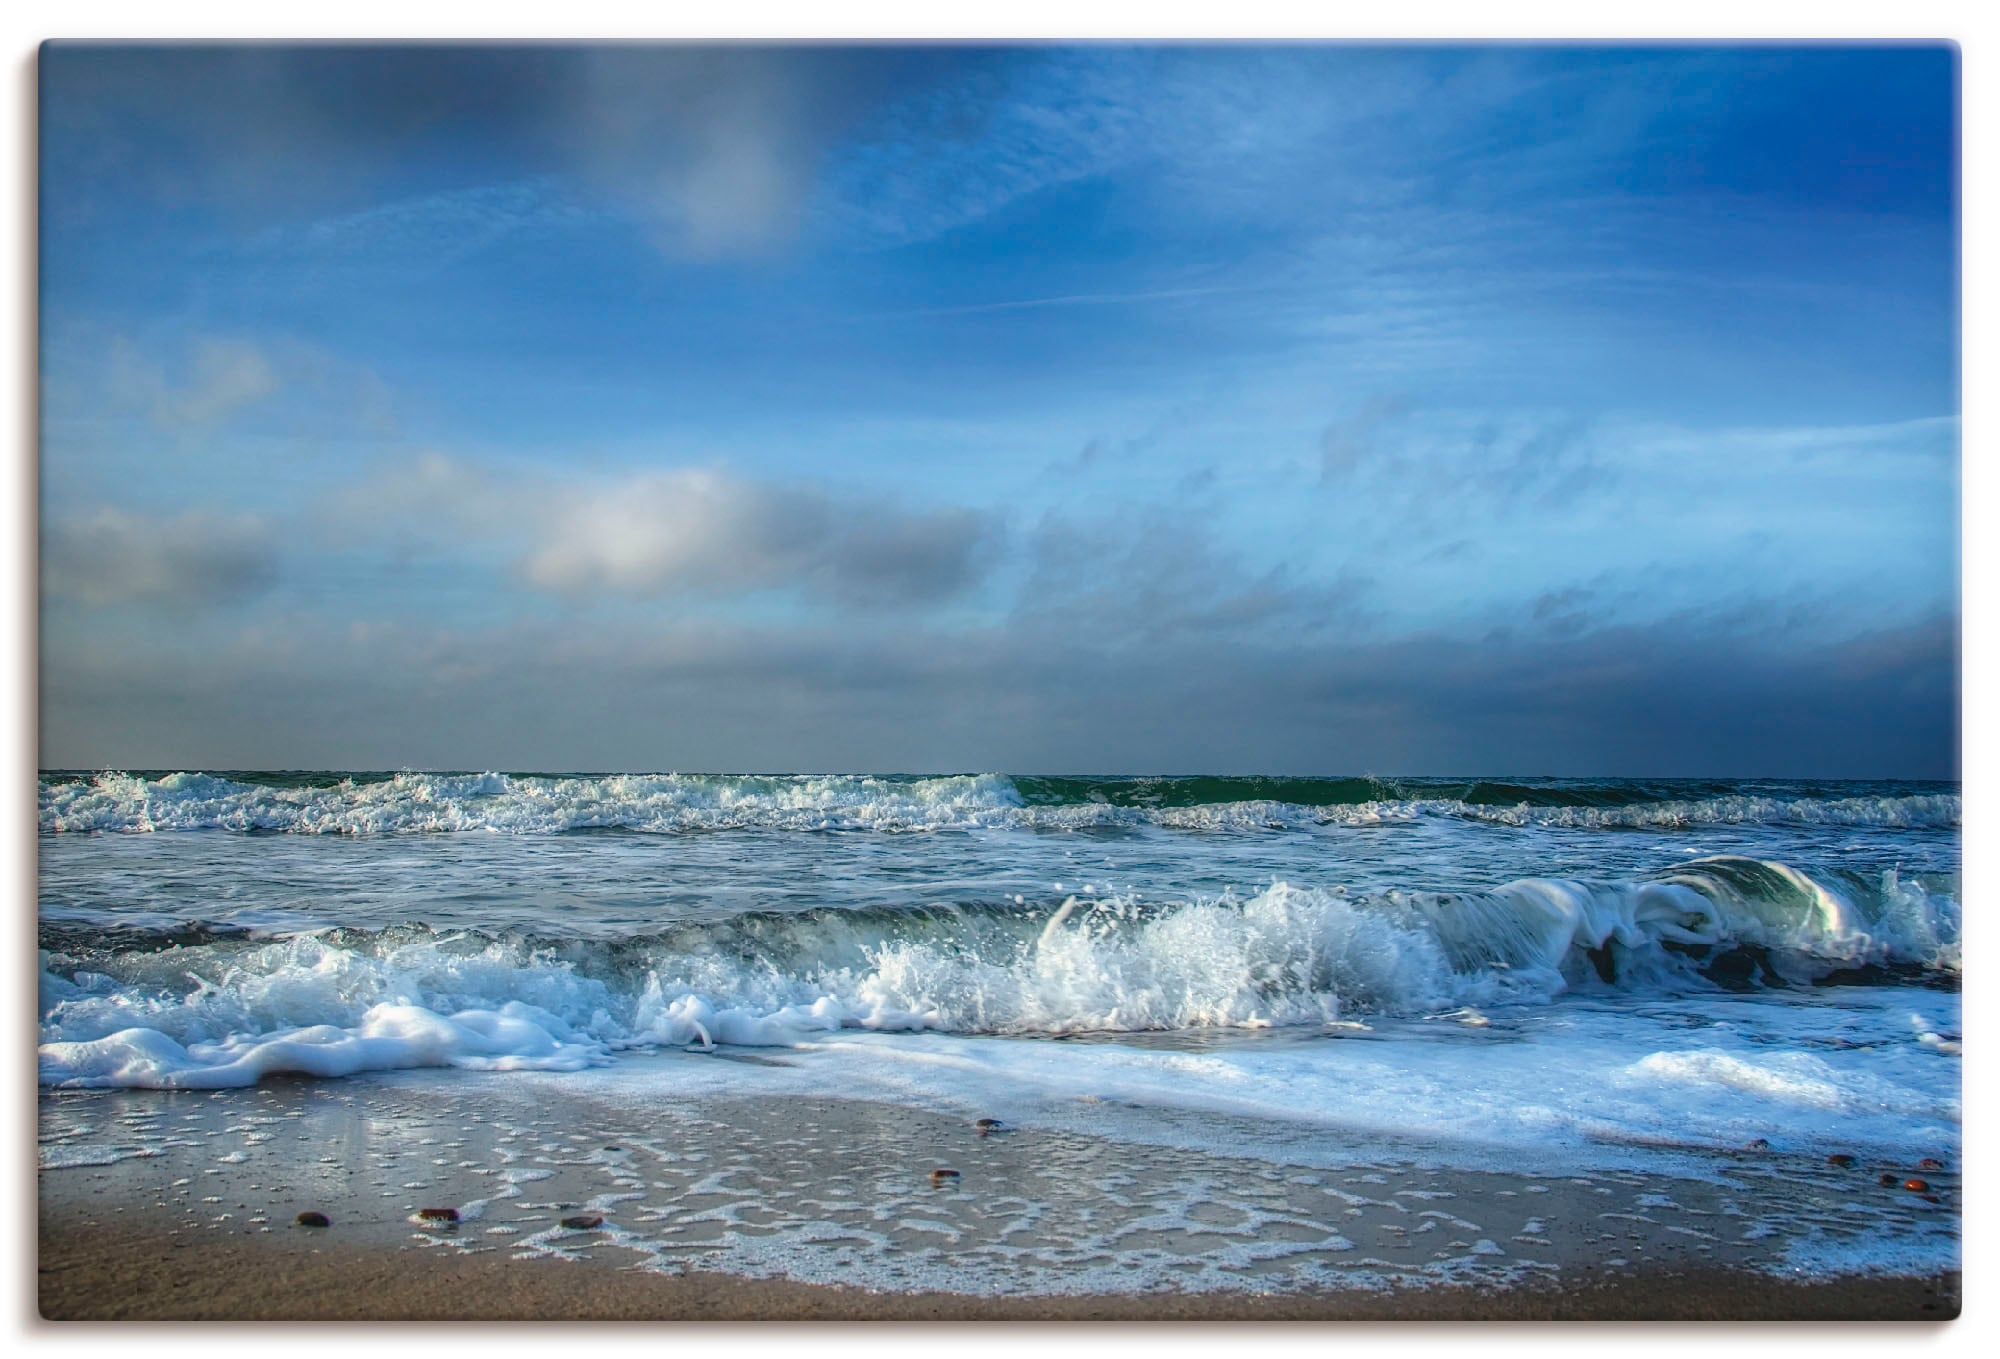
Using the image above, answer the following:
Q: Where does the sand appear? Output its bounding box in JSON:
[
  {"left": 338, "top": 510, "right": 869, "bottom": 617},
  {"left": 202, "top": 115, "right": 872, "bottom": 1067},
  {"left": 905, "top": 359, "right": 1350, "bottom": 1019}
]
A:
[
  {"left": 36, "top": 1068, "right": 1962, "bottom": 1322},
  {"left": 33, "top": 1215, "right": 1961, "bottom": 1321}
]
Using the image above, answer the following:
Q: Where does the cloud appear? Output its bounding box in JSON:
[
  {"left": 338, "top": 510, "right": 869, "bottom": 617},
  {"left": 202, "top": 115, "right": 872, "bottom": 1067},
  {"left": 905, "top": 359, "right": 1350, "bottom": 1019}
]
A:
[
  {"left": 37, "top": 599, "right": 1957, "bottom": 779},
  {"left": 561, "top": 48, "right": 834, "bottom": 260},
  {"left": 42, "top": 44, "right": 932, "bottom": 261},
  {"left": 523, "top": 469, "right": 993, "bottom": 605},
  {"left": 42, "top": 507, "right": 278, "bottom": 608},
  {"left": 1530, "top": 586, "right": 1597, "bottom": 637},
  {"left": 1318, "top": 402, "right": 1609, "bottom": 534},
  {"left": 339, "top": 454, "right": 999, "bottom": 607},
  {"left": 241, "top": 179, "right": 585, "bottom": 287},
  {"left": 1319, "top": 395, "right": 1414, "bottom": 479},
  {"left": 108, "top": 336, "right": 279, "bottom": 429},
  {"left": 889, "top": 286, "right": 1243, "bottom": 320},
  {"left": 1017, "top": 505, "right": 1375, "bottom": 648}
]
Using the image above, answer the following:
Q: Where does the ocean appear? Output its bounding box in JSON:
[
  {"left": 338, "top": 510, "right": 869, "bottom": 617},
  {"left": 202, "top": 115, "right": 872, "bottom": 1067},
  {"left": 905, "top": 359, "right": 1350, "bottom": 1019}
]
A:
[{"left": 36, "top": 770, "right": 1962, "bottom": 1300}]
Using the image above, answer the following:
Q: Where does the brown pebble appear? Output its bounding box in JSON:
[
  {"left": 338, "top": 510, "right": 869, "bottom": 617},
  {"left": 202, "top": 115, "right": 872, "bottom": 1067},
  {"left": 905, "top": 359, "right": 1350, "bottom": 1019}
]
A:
[
  {"left": 1879, "top": 1173, "right": 1900, "bottom": 1186},
  {"left": 929, "top": 1168, "right": 960, "bottom": 1185},
  {"left": 1826, "top": 1154, "right": 1855, "bottom": 1168},
  {"left": 1903, "top": 1178, "right": 1931, "bottom": 1193},
  {"left": 976, "top": 1118, "right": 1002, "bottom": 1129},
  {"left": 1918, "top": 1157, "right": 1944, "bottom": 1171},
  {"left": 560, "top": 1213, "right": 604, "bottom": 1230},
  {"left": 293, "top": 1211, "right": 330, "bottom": 1228},
  {"left": 416, "top": 1207, "right": 459, "bottom": 1222}
]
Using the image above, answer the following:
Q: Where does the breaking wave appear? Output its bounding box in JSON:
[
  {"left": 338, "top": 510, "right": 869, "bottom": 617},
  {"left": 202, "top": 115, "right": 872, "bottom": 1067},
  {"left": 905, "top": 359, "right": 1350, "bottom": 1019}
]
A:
[
  {"left": 38, "top": 856, "right": 1958, "bottom": 1089},
  {"left": 37, "top": 770, "right": 1961, "bottom": 835}
]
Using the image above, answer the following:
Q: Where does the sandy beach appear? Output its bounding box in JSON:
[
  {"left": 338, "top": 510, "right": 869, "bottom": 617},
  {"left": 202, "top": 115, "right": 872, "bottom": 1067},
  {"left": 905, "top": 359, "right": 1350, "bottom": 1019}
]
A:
[
  {"left": 33, "top": 1215, "right": 1962, "bottom": 1321},
  {"left": 36, "top": 1068, "right": 1961, "bottom": 1322}
]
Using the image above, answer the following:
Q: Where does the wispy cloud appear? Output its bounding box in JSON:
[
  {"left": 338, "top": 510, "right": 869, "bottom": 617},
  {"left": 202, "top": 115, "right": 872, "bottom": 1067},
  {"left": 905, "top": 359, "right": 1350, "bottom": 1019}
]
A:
[
  {"left": 239, "top": 179, "right": 585, "bottom": 286},
  {"left": 107, "top": 336, "right": 279, "bottom": 429},
  {"left": 1319, "top": 402, "right": 1608, "bottom": 518},
  {"left": 1016, "top": 502, "right": 1376, "bottom": 648},
  {"left": 875, "top": 284, "right": 1250, "bottom": 320}
]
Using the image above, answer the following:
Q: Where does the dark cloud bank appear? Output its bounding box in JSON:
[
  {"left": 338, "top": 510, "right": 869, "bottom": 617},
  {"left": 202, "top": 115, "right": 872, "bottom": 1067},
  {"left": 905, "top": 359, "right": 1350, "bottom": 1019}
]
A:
[{"left": 40, "top": 602, "right": 1956, "bottom": 779}]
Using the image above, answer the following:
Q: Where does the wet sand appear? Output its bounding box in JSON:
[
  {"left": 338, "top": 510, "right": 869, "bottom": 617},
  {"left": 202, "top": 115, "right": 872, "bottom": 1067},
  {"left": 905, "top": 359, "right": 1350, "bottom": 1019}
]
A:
[
  {"left": 34, "top": 1215, "right": 1960, "bottom": 1320},
  {"left": 36, "top": 1068, "right": 1962, "bottom": 1322}
]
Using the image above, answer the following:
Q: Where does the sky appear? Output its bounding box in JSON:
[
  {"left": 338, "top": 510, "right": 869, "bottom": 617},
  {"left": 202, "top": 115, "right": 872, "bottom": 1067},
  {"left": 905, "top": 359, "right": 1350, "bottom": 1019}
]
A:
[{"left": 37, "top": 42, "right": 1959, "bottom": 776}]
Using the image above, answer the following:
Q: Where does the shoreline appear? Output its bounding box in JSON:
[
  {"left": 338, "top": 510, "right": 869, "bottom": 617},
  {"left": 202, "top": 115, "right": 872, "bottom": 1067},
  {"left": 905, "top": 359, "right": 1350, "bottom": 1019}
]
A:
[
  {"left": 35, "top": 1216, "right": 1962, "bottom": 1322},
  {"left": 36, "top": 1070, "right": 1963, "bottom": 1323}
]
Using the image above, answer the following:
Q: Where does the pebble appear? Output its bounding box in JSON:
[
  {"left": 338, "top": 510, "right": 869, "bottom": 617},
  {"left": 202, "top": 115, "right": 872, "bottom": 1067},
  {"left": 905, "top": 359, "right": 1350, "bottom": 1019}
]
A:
[
  {"left": 929, "top": 1168, "right": 961, "bottom": 1185},
  {"left": 1903, "top": 1178, "right": 1931, "bottom": 1193},
  {"left": 1744, "top": 1138, "right": 1770, "bottom": 1151},
  {"left": 560, "top": 1213, "right": 604, "bottom": 1230},
  {"left": 1826, "top": 1154, "right": 1856, "bottom": 1168},
  {"left": 1879, "top": 1173, "right": 1900, "bottom": 1187},
  {"left": 416, "top": 1207, "right": 460, "bottom": 1223},
  {"left": 293, "top": 1211, "right": 330, "bottom": 1228},
  {"left": 1919, "top": 1158, "right": 1945, "bottom": 1171}
]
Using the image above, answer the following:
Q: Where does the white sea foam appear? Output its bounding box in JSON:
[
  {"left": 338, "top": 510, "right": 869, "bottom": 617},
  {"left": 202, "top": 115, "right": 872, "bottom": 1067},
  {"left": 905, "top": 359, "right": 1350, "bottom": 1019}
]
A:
[
  {"left": 522, "top": 982, "right": 1963, "bottom": 1174},
  {"left": 37, "top": 1142, "right": 160, "bottom": 1169},
  {"left": 1630, "top": 1051, "right": 1849, "bottom": 1110},
  {"left": 38, "top": 860, "right": 1958, "bottom": 1091},
  {"left": 38, "top": 1002, "right": 608, "bottom": 1089},
  {"left": 37, "top": 770, "right": 1959, "bottom": 835}
]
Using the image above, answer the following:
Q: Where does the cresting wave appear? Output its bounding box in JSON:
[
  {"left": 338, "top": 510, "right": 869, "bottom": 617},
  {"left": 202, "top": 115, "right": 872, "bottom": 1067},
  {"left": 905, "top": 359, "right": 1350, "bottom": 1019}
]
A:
[
  {"left": 37, "top": 770, "right": 1962, "bottom": 834},
  {"left": 38, "top": 857, "right": 1958, "bottom": 1089}
]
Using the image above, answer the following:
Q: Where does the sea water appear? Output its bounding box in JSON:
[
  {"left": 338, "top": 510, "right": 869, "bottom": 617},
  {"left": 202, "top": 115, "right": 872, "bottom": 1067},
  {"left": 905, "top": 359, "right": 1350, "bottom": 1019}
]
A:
[{"left": 37, "top": 771, "right": 1961, "bottom": 1289}]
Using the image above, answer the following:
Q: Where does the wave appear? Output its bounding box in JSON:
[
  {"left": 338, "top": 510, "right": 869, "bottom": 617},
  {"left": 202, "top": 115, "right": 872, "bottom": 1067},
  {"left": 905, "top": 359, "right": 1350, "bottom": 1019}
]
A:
[
  {"left": 38, "top": 857, "right": 1959, "bottom": 1089},
  {"left": 36, "top": 770, "right": 1961, "bottom": 835}
]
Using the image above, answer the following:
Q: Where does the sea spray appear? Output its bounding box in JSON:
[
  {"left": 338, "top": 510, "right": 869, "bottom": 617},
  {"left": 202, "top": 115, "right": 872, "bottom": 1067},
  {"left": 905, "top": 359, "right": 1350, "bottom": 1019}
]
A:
[
  {"left": 39, "top": 860, "right": 1958, "bottom": 1089},
  {"left": 39, "top": 770, "right": 1960, "bottom": 835}
]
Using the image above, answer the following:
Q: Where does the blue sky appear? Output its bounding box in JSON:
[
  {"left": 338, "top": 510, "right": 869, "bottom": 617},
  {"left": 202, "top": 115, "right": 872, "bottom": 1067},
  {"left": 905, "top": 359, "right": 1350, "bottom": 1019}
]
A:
[{"left": 38, "top": 43, "right": 1959, "bottom": 774}]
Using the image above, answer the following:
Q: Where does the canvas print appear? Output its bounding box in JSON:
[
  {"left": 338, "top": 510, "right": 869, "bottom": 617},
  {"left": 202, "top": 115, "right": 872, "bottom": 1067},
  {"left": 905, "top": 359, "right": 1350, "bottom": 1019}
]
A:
[{"left": 36, "top": 42, "right": 1960, "bottom": 1321}]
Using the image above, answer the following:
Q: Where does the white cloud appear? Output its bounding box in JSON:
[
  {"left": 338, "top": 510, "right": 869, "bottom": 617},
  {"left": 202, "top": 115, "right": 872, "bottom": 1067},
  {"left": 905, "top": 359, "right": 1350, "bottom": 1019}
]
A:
[{"left": 342, "top": 454, "right": 998, "bottom": 607}]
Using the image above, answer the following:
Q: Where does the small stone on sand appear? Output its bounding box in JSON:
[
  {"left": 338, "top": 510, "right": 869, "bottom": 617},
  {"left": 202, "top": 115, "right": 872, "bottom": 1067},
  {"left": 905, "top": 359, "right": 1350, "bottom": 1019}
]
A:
[
  {"left": 929, "top": 1168, "right": 960, "bottom": 1185},
  {"left": 1918, "top": 1157, "right": 1944, "bottom": 1171},
  {"left": 416, "top": 1207, "right": 459, "bottom": 1223},
  {"left": 560, "top": 1213, "right": 604, "bottom": 1230},
  {"left": 294, "top": 1211, "right": 330, "bottom": 1228},
  {"left": 1903, "top": 1178, "right": 1931, "bottom": 1193},
  {"left": 1826, "top": 1154, "right": 1855, "bottom": 1168}
]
